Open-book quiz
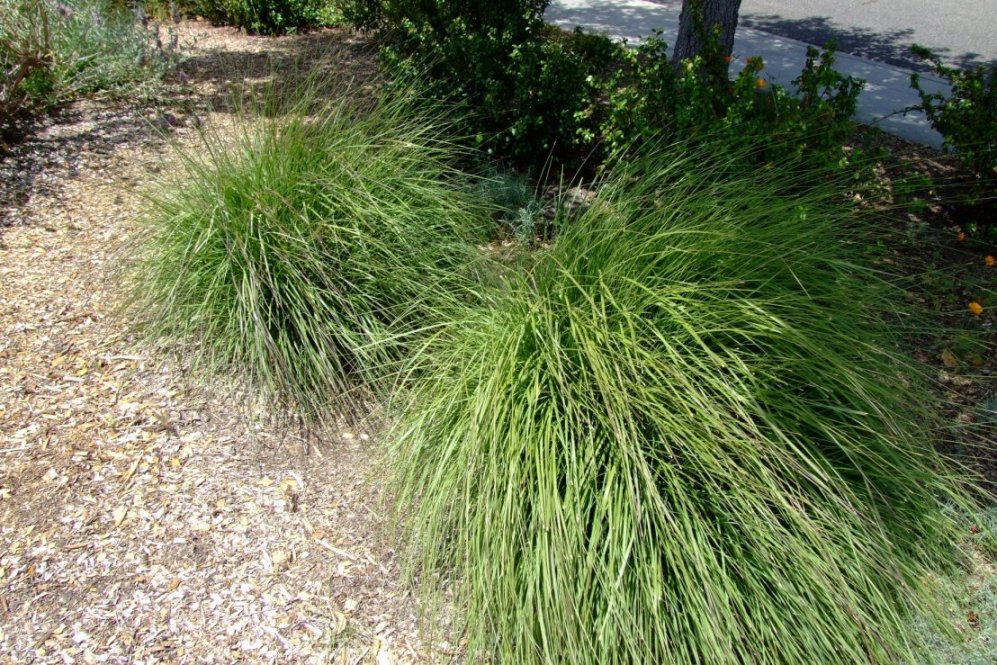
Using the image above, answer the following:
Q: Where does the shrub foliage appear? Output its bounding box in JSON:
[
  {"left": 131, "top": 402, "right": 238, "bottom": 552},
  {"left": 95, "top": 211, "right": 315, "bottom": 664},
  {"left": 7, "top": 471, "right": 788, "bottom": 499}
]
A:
[
  {"left": 344, "top": 2, "right": 863, "bottom": 170},
  {"left": 910, "top": 45, "right": 996, "bottom": 204},
  {"left": 210, "top": 0, "right": 330, "bottom": 34},
  {"left": 150, "top": 0, "right": 335, "bottom": 35},
  {"left": 594, "top": 36, "right": 862, "bottom": 163},
  {"left": 345, "top": 1, "right": 589, "bottom": 164},
  {"left": 1, "top": 0, "right": 175, "bottom": 131},
  {"left": 390, "top": 148, "right": 973, "bottom": 664}
]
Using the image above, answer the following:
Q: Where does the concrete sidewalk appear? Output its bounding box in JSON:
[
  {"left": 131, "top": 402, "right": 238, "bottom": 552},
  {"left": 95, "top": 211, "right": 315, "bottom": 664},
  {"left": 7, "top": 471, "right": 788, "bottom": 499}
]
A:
[{"left": 546, "top": 0, "right": 951, "bottom": 147}]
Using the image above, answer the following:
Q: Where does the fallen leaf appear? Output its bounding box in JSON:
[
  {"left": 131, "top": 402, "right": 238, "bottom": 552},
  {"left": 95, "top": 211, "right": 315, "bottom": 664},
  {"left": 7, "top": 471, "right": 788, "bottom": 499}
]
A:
[
  {"left": 112, "top": 505, "right": 128, "bottom": 527},
  {"left": 940, "top": 349, "right": 959, "bottom": 368},
  {"left": 376, "top": 645, "right": 394, "bottom": 665},
  {"left": 270, "top": 549, "right": 294, "bottom": 573}
]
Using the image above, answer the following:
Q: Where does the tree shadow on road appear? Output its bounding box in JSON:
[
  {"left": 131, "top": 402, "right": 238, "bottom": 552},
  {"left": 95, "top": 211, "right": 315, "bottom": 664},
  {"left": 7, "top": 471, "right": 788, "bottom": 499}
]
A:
[{"left": 741, "top": 13, "right": 994, "bottom": 72}]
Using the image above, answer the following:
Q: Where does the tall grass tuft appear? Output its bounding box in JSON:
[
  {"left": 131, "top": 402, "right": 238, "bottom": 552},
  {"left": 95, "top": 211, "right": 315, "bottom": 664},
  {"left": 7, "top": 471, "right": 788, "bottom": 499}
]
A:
[
  {"left": 128, "top": 80, "right": 491, "bottom": 422},
  {"left": 390, "top": 147, "right": 977, "bottom": 663}
]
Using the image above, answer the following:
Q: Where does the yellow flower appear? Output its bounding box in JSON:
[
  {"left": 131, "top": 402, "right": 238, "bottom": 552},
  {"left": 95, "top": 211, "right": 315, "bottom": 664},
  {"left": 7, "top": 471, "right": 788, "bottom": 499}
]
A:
[
  {"left": 986, "top": 255, "right": 995, "bottom": 267},
  {"left": 968, "top": 301, "right": 983, "bottom": 316},
  {"left": 756, "top": 78, "right": 767, "bottom": 89}
]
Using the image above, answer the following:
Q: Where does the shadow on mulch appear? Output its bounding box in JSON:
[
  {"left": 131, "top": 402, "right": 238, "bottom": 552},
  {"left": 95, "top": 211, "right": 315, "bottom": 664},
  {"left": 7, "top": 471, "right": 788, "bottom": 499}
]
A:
[
  {"left": 175, "top": 26, "right": 381, "bottom": 112},
  {"left": 0, "top": 104, "right": 160, "bottom": 230},
  {"left": 0, "top": 24, "right": 381, "bottom": 235}
]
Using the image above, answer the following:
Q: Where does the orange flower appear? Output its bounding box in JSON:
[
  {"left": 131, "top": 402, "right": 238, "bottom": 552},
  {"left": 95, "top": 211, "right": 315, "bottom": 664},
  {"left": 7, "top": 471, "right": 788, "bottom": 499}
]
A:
[
  {"left": 755, "top": 78, "right": 767, "bottom": 89},
  {"left": 957, "top": 231, "right": 966, "bottom": 241},
  {"left": 968, "top": 301, "right": 983, "bottom": 316},
  {"left": 985, "top": 255, "right": 995, "bottom": 267}
]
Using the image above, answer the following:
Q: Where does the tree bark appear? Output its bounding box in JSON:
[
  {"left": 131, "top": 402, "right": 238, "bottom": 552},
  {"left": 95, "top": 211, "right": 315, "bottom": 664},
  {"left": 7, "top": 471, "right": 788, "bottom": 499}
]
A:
[{"left": 671, "top": 0, "right": 742, "bottom": 64}]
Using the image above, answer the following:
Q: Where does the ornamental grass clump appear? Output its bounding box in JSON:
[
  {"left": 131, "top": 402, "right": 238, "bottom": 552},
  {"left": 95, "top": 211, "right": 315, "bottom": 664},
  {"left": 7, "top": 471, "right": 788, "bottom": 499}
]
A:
[
  {"left": 390, "top": 148, "right": 975, "bottom": 663},
  {"left": 128, "top": 81, "right": 490, "bottom": 422}
]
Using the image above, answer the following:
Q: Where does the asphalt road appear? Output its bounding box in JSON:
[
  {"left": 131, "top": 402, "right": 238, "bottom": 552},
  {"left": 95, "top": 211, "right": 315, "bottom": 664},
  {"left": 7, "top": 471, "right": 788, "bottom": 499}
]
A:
[{"left": 648, "top": 0, "right": 997, "bottom": 70}]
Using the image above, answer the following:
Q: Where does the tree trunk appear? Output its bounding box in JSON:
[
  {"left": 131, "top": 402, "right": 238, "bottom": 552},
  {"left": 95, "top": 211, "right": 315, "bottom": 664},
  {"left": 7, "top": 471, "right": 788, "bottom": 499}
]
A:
[{"left": 671, "top": 0, "right": 742, "bottom": 64}]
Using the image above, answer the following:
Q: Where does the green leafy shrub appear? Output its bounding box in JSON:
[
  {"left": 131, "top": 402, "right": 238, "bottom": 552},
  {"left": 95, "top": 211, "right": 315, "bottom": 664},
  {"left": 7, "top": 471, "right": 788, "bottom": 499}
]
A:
[
  {"left": 218, "top": 0, "right": 328, "bottom": 35},
  {"left": 0, "top": 0, "right": 52, "bottom": 127},
  {"left": 390, "top": 147, "right": 974, "bottom": 663},
  {"left": 128, "top": 81, "right": 492, "bottom": 422},
  {"left": 597, "top": 37, "right": 862, "bottom": 164},
  {"left": 348, "top": 0, "right": 862, "bottom": 171},
  {"left": 51, "top": 0, "right": 179, "bottom": 96},
  {"left": 910, "top": 45, "right": 996, "bottom": 202},
  {"left": 158, "top": 0, "right": 333, "bottom": 34},
  {"left": 342, "top": 0, "right": 549, "bottom": 40},
  {"left": 345, "top": 1, "right": 608, "bottom": 166},
  {"left": 493, "top": 31, "right": 600, "bottom": 164},
  {"left": 1, "top": 0, "right": 175, "bottom": 130}
]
